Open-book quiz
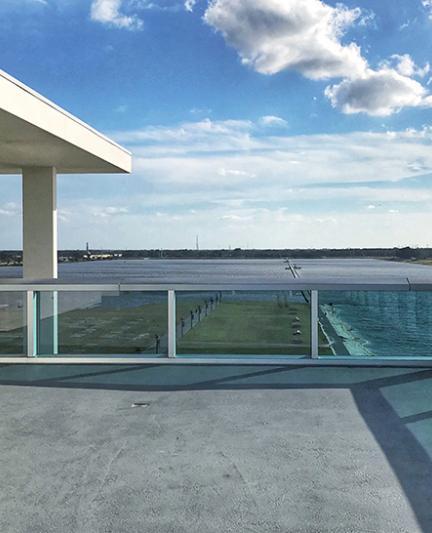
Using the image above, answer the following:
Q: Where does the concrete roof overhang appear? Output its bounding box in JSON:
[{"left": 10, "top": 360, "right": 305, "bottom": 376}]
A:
[{"left": 0, "top": 70, "right": 131, "bottom": 174}]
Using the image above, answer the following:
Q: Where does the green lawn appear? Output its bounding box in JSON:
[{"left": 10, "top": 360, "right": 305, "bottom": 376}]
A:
[
  {"left": 56, "top": 298, "right": 204, "bottom": 354},
  {"left": 57, "top": 303, "right": 168, "bottom": 354},
  {"left": 0, "top": 331, "right": 25, "bottom": 354},
  {"left": 0, "top": 309, "right": 25, "bottom": 354},
  {"left": 178, "top": 299, "right": 332, "bottom": 356}
]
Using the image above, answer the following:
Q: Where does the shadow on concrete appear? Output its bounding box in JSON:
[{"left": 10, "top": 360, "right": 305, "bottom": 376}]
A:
[
  {"left": 1, "top": 363, "right": 432, "bottom": 530},
  {"left": 0, "top": 363, "right": 429, "bottom": 391},
  {"left": 351, "top": 372, "right": 432, "bottom": 533}
]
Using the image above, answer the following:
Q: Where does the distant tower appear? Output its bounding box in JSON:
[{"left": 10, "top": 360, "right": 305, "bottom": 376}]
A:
[
  {"left": 86, "top": 242, "right": 90, "bottom": 254},
  {"left": 196, "top": 234, "right": 199, "bottom": 251}
]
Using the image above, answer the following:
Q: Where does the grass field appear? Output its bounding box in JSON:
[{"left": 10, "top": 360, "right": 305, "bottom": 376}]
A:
[
  {"left": 178, "top": 299, "right": 332, "bottom": 356},
  {"left": 57, "top": 303, "right": 168, "bottom": 354},
  {"left": 0, "top": 309, "right": 25, "bottom": 354}
]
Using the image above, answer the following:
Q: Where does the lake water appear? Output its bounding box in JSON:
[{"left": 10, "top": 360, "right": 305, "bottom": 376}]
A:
[
  {"left": 2, "top": 257, "right": 432, "bottom": 357},
  {"left": 2, "top": 256, "right": 432, "bottom": 283}
]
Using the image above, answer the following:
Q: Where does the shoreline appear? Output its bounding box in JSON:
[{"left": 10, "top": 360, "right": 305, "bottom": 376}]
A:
[
  {"left": 320, "top": 304, "right": 372, "bottom": 357},
  {"left": 318, "top": 307, "right": 349, "bottom": 356}
]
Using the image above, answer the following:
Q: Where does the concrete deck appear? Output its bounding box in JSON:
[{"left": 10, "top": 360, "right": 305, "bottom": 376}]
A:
[{"left": 1, "top": 364, "right": 432, "bottom": 532}]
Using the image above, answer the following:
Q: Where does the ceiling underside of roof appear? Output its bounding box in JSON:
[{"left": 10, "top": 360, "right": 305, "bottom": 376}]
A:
[{"left": 0, "top": 109, "right": 129, "bottom": 174}]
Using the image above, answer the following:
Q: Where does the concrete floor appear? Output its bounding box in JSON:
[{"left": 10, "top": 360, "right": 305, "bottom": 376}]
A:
[{"left": 1, "top": 364, "right": 432, "bottom": 533}]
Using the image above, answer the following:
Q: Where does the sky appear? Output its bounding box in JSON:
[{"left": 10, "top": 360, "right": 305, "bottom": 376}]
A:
[{"left": 2, "top": 0, "right": 432, "bottom": 249}]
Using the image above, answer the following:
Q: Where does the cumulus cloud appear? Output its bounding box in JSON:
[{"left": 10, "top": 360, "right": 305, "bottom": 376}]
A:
[
  {"left": 203, "top": 0, "right": 432, "bottom": 116},
  {"left": 87, "top": 0, "right": 432, "bottom": 116},
  {"left": 325, "top": 67, "right": 432, "bottom": 116},
  {"left": 383, "top": 54, "right": 430, "bottom": 78},
  {"left": 90, "top": 0, "right": 143, "bottom": 30},
  {"left": 204, "top": 0, "right": 366, "bottom": 80}
]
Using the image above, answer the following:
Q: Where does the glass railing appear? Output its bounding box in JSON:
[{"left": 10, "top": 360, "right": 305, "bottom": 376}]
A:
[
  {"left": 0, "top": 281, "right": 431, "bottom": 363},
  {"left": 36, "top": 290, "right": 168, "bottom": 356},
  {"left": 319, "top": 290, "right": 432, "bottom": 357},
  {"left": 0, "top": 291, "right": 26, "bottom": 355},
  {"left": 177, "top": 290, "right": 326, "bottom": 357}
]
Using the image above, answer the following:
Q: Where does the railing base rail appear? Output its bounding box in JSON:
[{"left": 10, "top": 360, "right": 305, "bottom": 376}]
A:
[{"left": 0, "top": 356, "right": 432, "bottom": 367}]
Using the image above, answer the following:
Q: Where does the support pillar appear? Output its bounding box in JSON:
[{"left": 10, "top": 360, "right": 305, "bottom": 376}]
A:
[
  {"left": 22, "top": 167, "right": 57, "bottom": 280},
  {"left": 22, "top": 167, "right": 58, "bottom": 354}
]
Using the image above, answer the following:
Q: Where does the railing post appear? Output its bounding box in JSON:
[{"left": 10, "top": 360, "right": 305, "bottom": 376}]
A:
[
  {"left": 311, "top": 290, "right": 318, "bottom": 359},
  {"left": 168, "top": 290, "right": 176, "bottom": 358},
  {"left": 26, "top": 290, "right": 36, "bottom": 357}
]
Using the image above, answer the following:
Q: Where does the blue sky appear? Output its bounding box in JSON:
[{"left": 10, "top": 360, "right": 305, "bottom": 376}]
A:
[{"left": 2, "top": 0, "right": 432, "bottom": 249}]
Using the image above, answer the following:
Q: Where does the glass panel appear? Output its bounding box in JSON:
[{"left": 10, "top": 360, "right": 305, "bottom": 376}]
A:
[
  {"left": 176, "top": 290, "right": 321, "bottom": 357},
  {"left": 0, "top": 291, "right": 26, "bottom": 355},
  {"left": 37, "top": 291, "right": 168, "bottom": 356},
  {"left": 319, "top": 291, "right": 432, "bottom": 357}
]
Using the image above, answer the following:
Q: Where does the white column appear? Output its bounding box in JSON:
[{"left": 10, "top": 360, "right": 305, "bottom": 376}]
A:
[{"left": 22, "top": 167, "right": 57, "bottom": 279}]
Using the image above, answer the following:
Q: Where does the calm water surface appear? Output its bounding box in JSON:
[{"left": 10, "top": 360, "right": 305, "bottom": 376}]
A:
[{"left": 2, "top": 257, "right": 432, "bottom": 283}]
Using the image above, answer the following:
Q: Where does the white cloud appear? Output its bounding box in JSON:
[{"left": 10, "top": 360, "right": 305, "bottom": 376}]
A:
[
  {"left": 184, "top": 0, "right": 196, "bottom": 12},
  {"left": 92, "top": 206, "right": 129, "bottom": 218},
  {"left": 259, "top": 115, "right": 288, "bottom": 128},
  {"left": 112, "top": 119, "right": 432, "bottom": 187},
  {"left": 325, "top": 68, "right": 432, "bottom": 116},
  {"left": 422, "top": 0, "right": 432, "bottom": 19},
  {"left": 58, "top": 200, "right": 432, "bottom": 249},
  {"left": 46, "top": 115, "right": 432, "bottom": 249},
  {"left": 113, "top": 118, "right": 254, "bottom": 148},
  {"left": 0, "top": 202, "right": 19, "bottom": 217},
  {"left": 90, "top": 0, "right": 143, "bottom": 30},
  {"left": 58, "top": 209, "right": 72, "bottom": 223},
  {"left": 357, "top": 9, "right": 376, "bottom": 28},
  {"left": 384, "top": 54, "right": 430, "bottom": 78},
  {"left": 190, "top": 106, "right": 212, "bottom": 116},
  {"left": 220, "top": 213, "right": 251, "bottom": 221},
  {"left": 203, "top": 0, "right": 432, "bottom": 116},
  {"left": 218, "top": 168, "right": 256, "bottom": 178},
  {"left": 47, "top": 118, "right": 431, "bottom": 248},
  {"left": 204, "top": 0, "right": 366, "bottom": 80}
]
